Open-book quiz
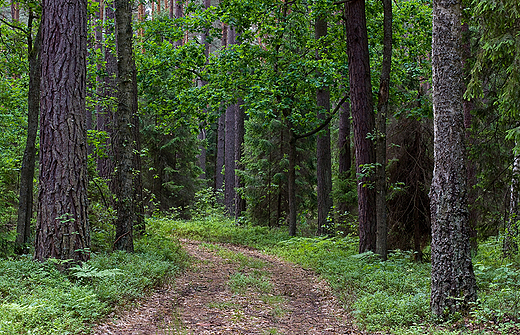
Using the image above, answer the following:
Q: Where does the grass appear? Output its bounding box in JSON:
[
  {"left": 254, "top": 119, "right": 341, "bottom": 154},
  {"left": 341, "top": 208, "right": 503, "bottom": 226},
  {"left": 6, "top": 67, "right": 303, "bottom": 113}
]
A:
[
  {"left": 166, "top": 213, "right": 520, "bottom": 334},
  {"left": 0, "top": 231, "right": 188, "bottom": 334}
]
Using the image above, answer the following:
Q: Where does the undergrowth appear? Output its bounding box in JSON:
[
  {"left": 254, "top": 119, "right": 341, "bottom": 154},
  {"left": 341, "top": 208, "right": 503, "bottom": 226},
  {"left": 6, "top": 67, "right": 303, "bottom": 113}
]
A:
[
  {"left": 0, "top": 233, "right": 187, "bottom": 334},
  {"left": 168, "top": 213, "right": 520, "bottom": 334}
]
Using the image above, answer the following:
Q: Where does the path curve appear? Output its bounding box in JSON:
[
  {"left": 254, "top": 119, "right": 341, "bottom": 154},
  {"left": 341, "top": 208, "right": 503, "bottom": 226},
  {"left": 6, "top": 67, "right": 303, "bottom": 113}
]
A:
[{"left": 92, "top": 239, "right": 366, "bottom": 334}]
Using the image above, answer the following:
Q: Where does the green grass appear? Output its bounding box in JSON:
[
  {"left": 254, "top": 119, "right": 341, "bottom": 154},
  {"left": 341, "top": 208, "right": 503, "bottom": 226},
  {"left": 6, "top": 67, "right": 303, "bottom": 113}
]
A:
[
  {"left": 0, "top": 232, "right": 187, "bottom": 334},
  {"left": 168, "top": 214, "right": 520, "bottom": 334}
]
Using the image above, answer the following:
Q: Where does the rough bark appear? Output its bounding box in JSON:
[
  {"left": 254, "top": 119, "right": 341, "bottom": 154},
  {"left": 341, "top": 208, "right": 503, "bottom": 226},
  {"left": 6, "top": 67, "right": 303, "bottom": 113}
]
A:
[
  {"left": 35, "top": 0, "right": 90, "bottom": 263},
  {"left": 113, "top": 0, "right": 136, "bottom": 252},
  {"left": 16, "top": 15, "right": 41, "bottom": 253},
  {"left": 97, "top": 2, "right": 117, "bottom": 183},
  {"left": 430, "top": 0, "right": 477, "bottom": 316},
  {"left": 315, "top": 14, "right": 333, "bottom": 236},
  {"left": 345, "top": 0, "right": 377, "bottom": 253},
  {"left": 215, "top": 24, "right": 228, "bottom": 201},
  {"left": 375, "top": 0, "right": 392, "bottom": 260}
]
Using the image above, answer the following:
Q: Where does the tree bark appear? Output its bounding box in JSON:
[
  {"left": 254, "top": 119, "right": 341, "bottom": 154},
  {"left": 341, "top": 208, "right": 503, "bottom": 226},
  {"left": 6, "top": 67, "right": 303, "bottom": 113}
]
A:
[
  {"left": 504, "top": 151, "right": 519, "bottom": 256},
  {"left": 235, "top": 98, "right": 246, "bottom": 220},
  {"left": 35, "top": 0, "right": 90, "bottom": 263},
  {"left": 225, "top": 26, "right": 238, "bottom": 216},
  {"left": 113, "top": 0, "right": 136, "bottom": 252},
  {"left": 16, "top": 14, "right": 41, "bottom": 253},
  {"left": 430, "top": 0, "right": 477, "bottom": 316},
  {"left": 375, "top": 0, "right": 392, "bottom": 260},
  {"left": 315, "top": 13, "right": 333, "bottom": 236},
  {"left": 337, "top": 93, "right": 351, "bottom": 232},
  {"left": 288, "top": 131, "right": 297, "bottom": 236},
  {"left": 345, "top": 0, "right": 377, "bottom": 253},
  {"left": 215, "top": 24, "right": 228, "bottom": 202},
  {"left": 11, "top": 1, "right": 19, "bottom": 21},
  {"left": 98, "top": 2, "right": 117, "bottom": 184}
]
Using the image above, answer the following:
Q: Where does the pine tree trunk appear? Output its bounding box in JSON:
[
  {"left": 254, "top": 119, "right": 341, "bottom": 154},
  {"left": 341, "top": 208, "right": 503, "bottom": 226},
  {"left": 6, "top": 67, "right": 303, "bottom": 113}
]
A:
[
  {"left": 235, "top": 98, "right": 246, "bottom": 220},
  {"left": 225, "top": 26, "right": 238, "bottom": 216},
  {"left": 430, "top": 0, "right": 477, "bottom": 316},
  {"left": 337, "top": 92, "right": 351, "bottom": 232},
  {"left": 288, "top": 132, "right": 297, "bottom": 236},
  {"left": 375, "top": 0, "right": 392, "bottom": 260},
  {"left": 98, "top": 2, "right": 117, "bottom": 184},
  {"left": 16, "top": 15, "right": 41, "bottom": 253},
  {"left": 35, "top": 0, "right": 90, "bottom": 263},
  {"left": 345, "top": 0, "right": 376, "bottom": 253},
  {"left": 315, "top": 14, "right": 333, "bottom": 236},
  {"left": 113, "top": 0, "right": 136, "bottom": 252}
]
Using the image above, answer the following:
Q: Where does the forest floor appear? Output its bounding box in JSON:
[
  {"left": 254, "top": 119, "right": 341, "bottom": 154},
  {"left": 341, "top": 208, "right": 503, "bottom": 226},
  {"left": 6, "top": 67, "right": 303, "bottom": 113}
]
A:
[{"left": 91, "top": 239, "right": 370, "bottom": 334}]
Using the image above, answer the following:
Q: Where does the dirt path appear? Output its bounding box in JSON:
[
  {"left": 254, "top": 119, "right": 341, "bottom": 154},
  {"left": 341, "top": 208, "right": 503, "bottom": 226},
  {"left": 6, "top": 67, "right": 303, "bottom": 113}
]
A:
[{"left": 92, "top": 239, "right": 365, "bottom": 334}]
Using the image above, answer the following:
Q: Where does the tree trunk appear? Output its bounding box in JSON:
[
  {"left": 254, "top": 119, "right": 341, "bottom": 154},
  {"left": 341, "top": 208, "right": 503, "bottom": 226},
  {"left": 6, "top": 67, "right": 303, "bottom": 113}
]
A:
[
  {"left": 225, "top": 26, "right": 238, "bottom": 216},
  {"left": 11, "top": 1, "right": 19, "bottom": 21},
  {"left": 16, "top": 15, "right": 41, "bottom": 253},
  {"left": 235, "top": 98, "right": 246, "bottom": 220},
  {"left": 430, "top": 0, "right": 477, "bottom": 316},
  {"left": 174, "top": 0, "right": 183, "bottom": 47},
  {"left": 504, "top": 151, "right": 520, "bottom": 256},
  {"left": 132, "top": 60, "right": 145, "bottom": 235},
  {"left": 35, "top": 0, "right": 90, "bottom": 263},
  {"left": 315, "top": 14, "right": 333, "bottom": 236},
  {"left": 337, "top": 91, "right": 351, "bottom": 231},
  {"left": 345, "top": 0, "right": 377, "bottom": 253},
  {"left": 98, "top": 2, "right": 117, "bottom": 184},
  {"left": 288, "top": 132, "right": 297, "bottom": 236},
  {"left": 216, "top": 114, "right": 225, "bottom": 199},
  {"left": 113, "top": 0, "right": 136, "bottom": 252},
  {"left": 375, "top": 0, "right": 392, "bottom": 260}
]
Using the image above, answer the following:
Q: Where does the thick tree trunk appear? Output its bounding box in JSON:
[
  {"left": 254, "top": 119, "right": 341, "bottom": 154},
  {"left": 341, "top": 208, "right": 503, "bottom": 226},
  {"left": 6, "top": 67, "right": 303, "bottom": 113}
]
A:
[
  {"left": 35, "top": 0, "right": 90, "bottom": 263},
  {"left": 16, "top": 16, "right": 41, "bottom": 253},
  {"left": 113, "top": 0, "right": 136, "bottom": 252},
  {"left": 98, "top": 2, "right": 117, "bottom": 183},
  {"left": 315, "top": 14, "right": 333, "bottom": 236},
  {"left": 504, "top": 151, "right": 520, "bottom": 256},
  {"left": 337, "top": 92, "right": 351, "bottom": 231},
  {"left": 430, "top": 0, "right": 477, "bottom": 316},
  {"left": 235, "top": 98, "right": 246, "bottom": 220},
  {"left": 375, "top": 0, "right": 392, "bottom": 260},
  {"left": 345, "top": 0, "right": 377, "bottom": 253}
]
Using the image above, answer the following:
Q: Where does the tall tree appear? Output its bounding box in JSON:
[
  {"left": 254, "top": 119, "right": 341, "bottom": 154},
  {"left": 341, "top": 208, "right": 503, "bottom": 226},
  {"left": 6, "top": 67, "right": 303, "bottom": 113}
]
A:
[
  {"left": 113, "top": 0, "right": 136, "bottom": 252},
  {"left": 225, "top": 26, "right": 237, "bottom": 216},
  {"left": 315, "top": 9, "right": 333, "bottom": 236},
  {"left": 35, "top": 0, "right": 90, "bottom": 262},
  {"left": 215, "top": 23, "right": 227, "bottom": 200},
  {"left": 16, "top": 11, "right": 41, "bottom": 252},
  {"left": 344, "top": 0, "right": 376, "bottom": 253},
  {"left": 430, "top": 0, "right": 477, "bottom": 316},
  {"left": 375, "top": 0, "right": 393, "bottom": 260}
]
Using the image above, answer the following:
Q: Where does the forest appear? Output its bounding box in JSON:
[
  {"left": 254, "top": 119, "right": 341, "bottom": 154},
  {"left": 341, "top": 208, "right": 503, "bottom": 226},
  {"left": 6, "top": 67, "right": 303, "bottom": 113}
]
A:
[{"left": 0, "top": 0, "right": 519, "bottom": 333}]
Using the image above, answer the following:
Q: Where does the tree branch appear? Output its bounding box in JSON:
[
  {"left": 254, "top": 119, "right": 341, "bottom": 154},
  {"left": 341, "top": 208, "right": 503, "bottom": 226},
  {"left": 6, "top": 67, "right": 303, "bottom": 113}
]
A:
[{"left": 294, "top": 93, "right": 349, "bottom": 140}]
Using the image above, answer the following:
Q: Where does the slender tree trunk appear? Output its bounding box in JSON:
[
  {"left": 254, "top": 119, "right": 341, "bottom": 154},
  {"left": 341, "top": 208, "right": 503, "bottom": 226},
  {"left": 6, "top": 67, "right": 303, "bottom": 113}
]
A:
[
  {"left": 234, "top": 98, "right": 246, "bottom": 220},
  {"left": 504, "top": 151, "right": 520, "bottom": 256},
  {"left": 98, "top": 2, "right": 117, "bottom": 184},
  {"left": 175, "top": 0, "right": 183, "bottom": 47},
  {"left": 215, "top": 24, "right": 228, "bottom": 201},
  {"left": 430, "top": 0, "right": 477, "bottom": 316},
  {"left": 16, "top": 15, "right": 41, "bottom": 253},
  {"left": 11, "top": 1, "right": 19, "bottom": 21},
  {"left": 315, "top": 13, "right": 333, "bottom": 236},
  {"left": 288, "top": 132, "right": 297, "bottom": 236},
  {"left": 113, "top": 0, "right": 136, "bottom": 252},
  {"left": 345, "top": 0, "right": 377, "bottom": 253},
  {"left": 36, "top": 0, "right": 90, "bottom": 263},
  {"left": 132, "top": 60, "right": 145, "bottom": 235},
  {"left": 337, "top": 91, "right": 351, "bottom": 231},
  {"left": 225, "top": 26, "right": 238, "bottom": 216},
  {"left": 375, "top": 0, "right": 392, "bottom": 260}
]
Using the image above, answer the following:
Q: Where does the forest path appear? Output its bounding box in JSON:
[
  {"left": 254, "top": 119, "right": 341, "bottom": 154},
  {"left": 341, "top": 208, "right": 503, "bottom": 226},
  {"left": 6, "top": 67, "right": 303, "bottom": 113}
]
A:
[{"left": 92, "top": 239, "right": 366, "bottom": 334}]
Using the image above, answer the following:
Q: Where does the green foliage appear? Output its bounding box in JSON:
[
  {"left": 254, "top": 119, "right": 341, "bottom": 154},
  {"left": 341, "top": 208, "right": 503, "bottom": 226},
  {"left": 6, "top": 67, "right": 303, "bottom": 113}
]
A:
[
  {"left": 228, "top": 271, "right": 273, "bottom": 294},
  {"left": 0, "top": 224, "right": 186, "bottom": 334}
]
